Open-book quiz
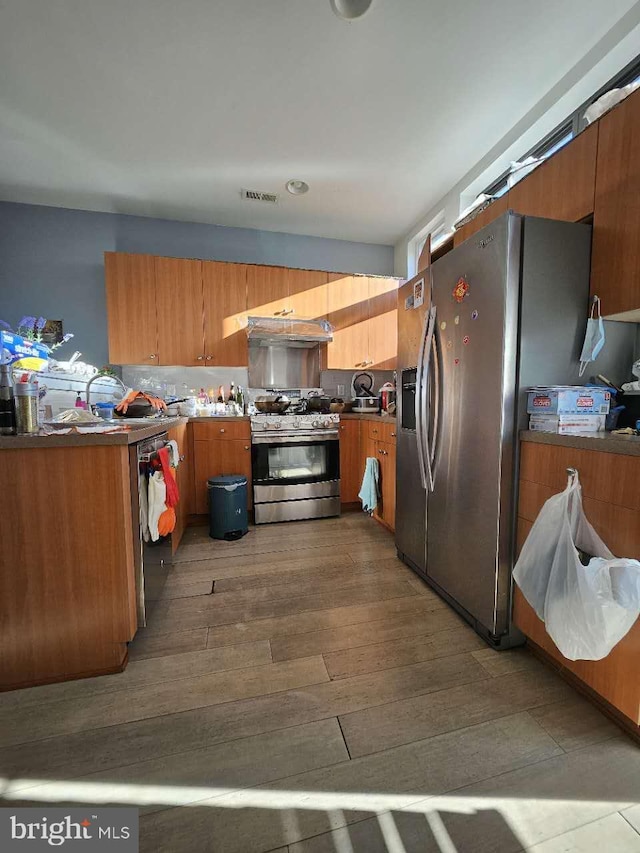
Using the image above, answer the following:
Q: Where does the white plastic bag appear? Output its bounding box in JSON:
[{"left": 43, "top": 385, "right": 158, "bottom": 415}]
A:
[{"left": 513, "top": 472, "right": 640, "bottom": 660}]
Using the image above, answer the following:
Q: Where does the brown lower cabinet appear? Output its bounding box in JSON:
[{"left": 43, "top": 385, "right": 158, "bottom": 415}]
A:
[
  {"left": 0, "top": 444, "right": 137, "bottom": 689},
  {"left": 340, "top": 417, "right": 396, "bottom": 532},
  {"left": 339, "top": 419, "right": 362, "bottom": 503},
  {"left": 514, "top": 439, "right": 640, "bottom": 731},
  {"left": 192, "top": 421, "right": 252, "bottom": 515}
]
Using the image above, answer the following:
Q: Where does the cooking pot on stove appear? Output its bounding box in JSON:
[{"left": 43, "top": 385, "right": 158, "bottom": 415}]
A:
[
  {"left": 306, "top": 392, "right": 331, "bottom": 414},
  {"left": 254, "top": 394, "right": 290, "bottom": 414}
]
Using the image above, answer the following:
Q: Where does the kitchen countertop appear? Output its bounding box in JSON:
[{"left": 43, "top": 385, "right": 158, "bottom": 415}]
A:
[
  {"left": 521, "top": 429, "right": 640, "bottom": 457},
  {"left": 0, "top": 417, "right": 187, "bottom": 449},
  {"left": 341, "top": 412, "right": 396, "bottom": 423},
  {"left": 188, "top": 415, "right": 249, "bottom": 422}
]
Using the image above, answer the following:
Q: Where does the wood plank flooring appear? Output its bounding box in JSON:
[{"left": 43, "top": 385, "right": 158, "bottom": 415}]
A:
[{"left": 1, "top": 513, "right": 639, "bottom": 852}]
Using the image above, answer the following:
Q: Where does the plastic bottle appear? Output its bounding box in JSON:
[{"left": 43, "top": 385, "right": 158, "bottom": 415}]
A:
[
  {"left": 75, "top": 392, "right": 86, "bottom": 409},
  {"left": 198, "top": 388, "right": 208, "bottom": 404},
  {"left": 228, "top": 382, "right": 235, "bottom": 402}
]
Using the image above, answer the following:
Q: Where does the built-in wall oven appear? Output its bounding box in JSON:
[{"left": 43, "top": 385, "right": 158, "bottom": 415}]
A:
[{"left": 251, "top": 413, "right": 341, "bottom": 523}]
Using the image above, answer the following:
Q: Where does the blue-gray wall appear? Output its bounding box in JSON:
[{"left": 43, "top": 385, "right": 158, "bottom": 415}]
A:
[{"left": 0, "top": 201, "right": 394, "bottom": 367}]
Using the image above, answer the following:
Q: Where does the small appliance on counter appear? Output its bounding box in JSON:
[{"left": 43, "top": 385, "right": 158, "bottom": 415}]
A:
[
  {"left": 351, "top": 370, "right": 380, "bottom": 413},
  {"left": 379, "top": 381, "right": 396, "bottom": 415}
]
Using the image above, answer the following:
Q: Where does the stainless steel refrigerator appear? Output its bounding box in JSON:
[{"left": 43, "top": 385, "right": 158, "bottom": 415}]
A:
[{"left": 396, "top": 213, "right": 594, "bottom": 648}]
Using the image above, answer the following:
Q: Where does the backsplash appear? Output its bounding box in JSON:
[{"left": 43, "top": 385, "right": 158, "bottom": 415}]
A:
[
  {"left": 122, "top": 366, "right": 248, "bottom": 398},
  {"left": 121, "top": 365, "right": 394, "bottom": 399}
]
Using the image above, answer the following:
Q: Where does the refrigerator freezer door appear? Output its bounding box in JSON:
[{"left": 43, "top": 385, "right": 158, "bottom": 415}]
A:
[{"left": 427, "top": 214, "right": 521, "bottom": 637}]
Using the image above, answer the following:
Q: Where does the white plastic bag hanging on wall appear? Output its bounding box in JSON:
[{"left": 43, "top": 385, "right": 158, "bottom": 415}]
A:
[{"left": 513, "top": 471, "right": 640, "bottom": 661}]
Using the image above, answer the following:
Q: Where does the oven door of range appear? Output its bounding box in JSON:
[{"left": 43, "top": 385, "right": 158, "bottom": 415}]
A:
[{"left": 251, "top": 430, "right": 340, "bottom": 503}]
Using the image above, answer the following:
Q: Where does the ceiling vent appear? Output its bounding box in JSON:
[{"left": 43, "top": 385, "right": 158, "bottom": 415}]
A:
[{"left": 241, "top": 189, "right": 279, "bottom": 204}]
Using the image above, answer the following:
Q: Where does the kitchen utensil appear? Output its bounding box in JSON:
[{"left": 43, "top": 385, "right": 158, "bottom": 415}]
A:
[
  {"left": 254, "top": 394, "right": 291, "bottom": 414},
  {"left": 329, "top": 399, "right": 345, "bottom": 413}
]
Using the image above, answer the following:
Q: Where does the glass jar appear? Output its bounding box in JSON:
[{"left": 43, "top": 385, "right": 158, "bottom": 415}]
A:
[{"left": 14, "top": 383, "right": 39, "bottom": 434}]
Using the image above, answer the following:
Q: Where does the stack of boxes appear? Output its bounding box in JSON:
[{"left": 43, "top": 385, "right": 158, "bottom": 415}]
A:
[{"left": 527, "top": 387, "right": 611, "bottom": 434}]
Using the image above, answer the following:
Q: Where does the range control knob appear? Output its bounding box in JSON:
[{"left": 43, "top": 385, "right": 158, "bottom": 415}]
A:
[
  {"left": 323, "top": 419, "right": 332, "bottom": 429},
  {"left": 312, "top": 419, "right": 321, "bottom": 429}
]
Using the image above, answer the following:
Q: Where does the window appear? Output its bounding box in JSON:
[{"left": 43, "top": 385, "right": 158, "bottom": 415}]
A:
[{"left": 477, "top": 53, "right": 640, "bottom": 199}]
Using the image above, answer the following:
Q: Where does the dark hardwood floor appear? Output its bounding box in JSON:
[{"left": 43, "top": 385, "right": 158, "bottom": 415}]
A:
[{"left": 1, "top": 513, "right": 639, "bottom": 852}]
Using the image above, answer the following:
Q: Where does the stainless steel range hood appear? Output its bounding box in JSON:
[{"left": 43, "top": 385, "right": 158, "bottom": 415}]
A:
[{"left": 247, "top": 316, "right": 333, "bottom": 348}]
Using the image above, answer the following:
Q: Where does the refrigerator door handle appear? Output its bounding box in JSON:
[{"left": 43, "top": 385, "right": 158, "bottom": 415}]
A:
[
  {"left": 429, "top": 323, "right": 441, "bottom": 490},
  {"left": 420, "top": 306, "right": 437, "bottom": 492},
  {"left": 415, "top": 309, "right": 430, "bottom": 491}
]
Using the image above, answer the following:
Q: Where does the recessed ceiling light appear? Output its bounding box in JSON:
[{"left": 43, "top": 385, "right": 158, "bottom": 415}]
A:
[
  {"left": 286, "top": 179, "right": 309, "bottom": 195},
  {"left": 330, "top": 0, "right": 375, "bottom": 21}
]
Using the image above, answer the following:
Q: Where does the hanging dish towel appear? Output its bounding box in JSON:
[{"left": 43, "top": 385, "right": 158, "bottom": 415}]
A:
[
  {"left": 358, "top": 457, "right": 380, "bottom": 515},
  {"left": 147, "top": 471, "right": 167, "bottom": 542},
  {"left": 157, "top": 446, "right": 180, "bottom": 507},
  {"left": 166, "top": 439, "right": 180, "bottom": 468}
]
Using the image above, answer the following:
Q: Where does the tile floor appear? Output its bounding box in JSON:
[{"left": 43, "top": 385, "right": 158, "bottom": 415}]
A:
[{"left": 1, "top": 513, "right": 639, "bottom": 852}]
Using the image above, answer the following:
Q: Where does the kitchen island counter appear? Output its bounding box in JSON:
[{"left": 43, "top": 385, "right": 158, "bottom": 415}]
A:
[
  {"left": 0, "top": 417, "right": 187, "bottom": 449},
  {"left": 521, "top": 428, "right": 640, "bottom": 457}
]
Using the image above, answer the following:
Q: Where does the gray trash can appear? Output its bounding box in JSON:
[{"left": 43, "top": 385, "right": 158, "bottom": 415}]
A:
[{"left": 208, "top": 475, "right": 249, "bottom": 540}]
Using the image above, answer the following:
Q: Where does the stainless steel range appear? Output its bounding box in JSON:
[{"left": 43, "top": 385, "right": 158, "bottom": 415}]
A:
[{"left": 251, "top": 412, "right": 341, "bottom": 524}]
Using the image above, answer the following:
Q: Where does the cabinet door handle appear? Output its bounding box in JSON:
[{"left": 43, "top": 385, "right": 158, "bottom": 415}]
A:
[
  {"left": 196, "top": 355, "right": 204, "bottom": 361},
  {"left": 220, "top": 428, "right": 225, "bottom": 433},
  {"left": 149, "top": 354, "right": 157, "bottom": 360},
  {"left": 244, "top": 445, "right": 250, "bottom": 450},
  {"left": 179, "top": 454, "right": 185, "bottom": 462},
  {"left": 205, "top": 355, "right": 213, "bottom": 361},
  {"left": 390, "top": 432, "right": 396, "bottom": 437},
  {"left": 372, "top": 428, "right": 378, "bottom": 433}
]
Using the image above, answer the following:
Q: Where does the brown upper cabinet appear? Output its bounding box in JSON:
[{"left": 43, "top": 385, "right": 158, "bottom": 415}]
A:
[
  {"left": 590, "top": 88, "right": 640, "bottom": 319},
  {"left": 202, "top": 261, "right": 248, "bottom": 366},
  {"left": 509, "top": 123, "right": 598, "bottom": 222},
  {"left": 246, "top": 265, "right": 328, "bottom": 320},
  {"left": 325, "top": 274, "right": 398, "bottom": 370},
  {"left": 367, "top": 276, "right": 398, "bottom": 370},
  {"left": 105, "top": 253, "right": 158, "bottom": 365},
  {"left": 453, "top": 195, "right": 509, "bottom": 246},
  {"left": 155, "top": 256, "right": 205, "bottom": 365},
  {"left": 246, "top": 264, "right": 289, "bottom": 318},
  {"left": 105, "top": 253, "right": 397, "bottom": 368},
  {"left": 287, "top": 268, "right": 328, "bottom": 319}
]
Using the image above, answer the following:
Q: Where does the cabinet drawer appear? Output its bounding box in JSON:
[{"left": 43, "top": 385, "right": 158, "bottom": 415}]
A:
[
  {"left": 367, "top": 421, "right": 384, "bottom": 442},
  {"left": 367, "top": 421, "right": 396, "bottom": 443},
  {"left": 192, "top": 420, "right": 250, "bottom": 441}
]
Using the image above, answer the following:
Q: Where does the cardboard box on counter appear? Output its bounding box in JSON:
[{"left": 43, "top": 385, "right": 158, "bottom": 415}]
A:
[
  {"left": 527, "top": 386, "right": 611, "bottom": 416},
  {"left": 529, "top": 413, "right": 606, "bottom": 434}
]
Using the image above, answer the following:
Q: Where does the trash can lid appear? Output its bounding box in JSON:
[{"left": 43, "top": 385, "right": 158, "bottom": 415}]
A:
[{"left": 207, "top": 475, "right": 247, "bottom": 488}]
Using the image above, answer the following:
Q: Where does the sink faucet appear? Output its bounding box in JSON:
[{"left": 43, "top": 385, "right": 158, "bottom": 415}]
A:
[{"left": 86, "top": 372, "right": 128, "bottom": 408}]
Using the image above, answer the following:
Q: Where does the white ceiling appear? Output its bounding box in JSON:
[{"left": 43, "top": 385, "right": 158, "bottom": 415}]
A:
[{"left": 0, "top": 0, "right": 636, "bottom": 245}]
